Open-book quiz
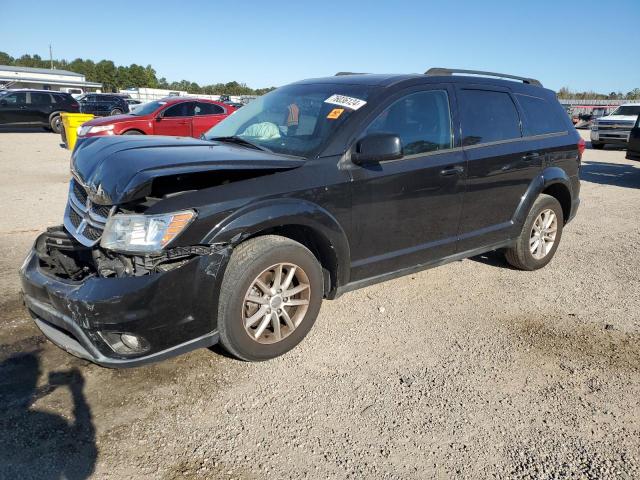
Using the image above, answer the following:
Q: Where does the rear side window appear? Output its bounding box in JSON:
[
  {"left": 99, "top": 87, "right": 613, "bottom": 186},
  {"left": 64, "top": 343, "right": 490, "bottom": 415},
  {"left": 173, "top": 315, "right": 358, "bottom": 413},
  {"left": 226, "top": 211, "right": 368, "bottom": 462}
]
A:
[
  {"left": 516, "top": 94, "right": 567, "bottom": 136},
  {"left": 459, "top": 89, "right": 521, "bottom": 146},
  {"left": 365, "top": 90, "right": 453, "bottom": 155},
  {"left": 195, "top": 102, "right": 225, "bottom": 115},
  {"left": 31, "top": 92, "right": 53, "bottom": 105}
]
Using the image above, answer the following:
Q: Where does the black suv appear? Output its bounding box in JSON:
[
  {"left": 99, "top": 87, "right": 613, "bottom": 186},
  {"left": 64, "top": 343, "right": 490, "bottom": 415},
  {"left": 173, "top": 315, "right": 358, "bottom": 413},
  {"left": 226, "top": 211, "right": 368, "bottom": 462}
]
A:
[
  {"left": 0, "top": 89, "right": 80, "bottom": 133},
  {"left": 20, "top": 68, "right": 582, "bottom": 367},
  {"left": 77, "top": 93, "right": 129, "bottom": 117}
]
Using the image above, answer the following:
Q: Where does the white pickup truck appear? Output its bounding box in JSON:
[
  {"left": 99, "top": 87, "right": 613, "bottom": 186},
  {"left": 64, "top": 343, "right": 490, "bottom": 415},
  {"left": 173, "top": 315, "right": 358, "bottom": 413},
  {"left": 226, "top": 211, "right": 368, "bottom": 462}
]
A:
[{"left": 591, "top": 102, "right": 640, "bottom": 149}]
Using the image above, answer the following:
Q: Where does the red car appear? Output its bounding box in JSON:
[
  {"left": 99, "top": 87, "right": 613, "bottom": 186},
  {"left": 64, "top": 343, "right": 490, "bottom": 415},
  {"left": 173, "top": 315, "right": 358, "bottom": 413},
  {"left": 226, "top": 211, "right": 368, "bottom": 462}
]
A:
[{"left": 77, "top": 97, "right": 235, "bottom": 139}]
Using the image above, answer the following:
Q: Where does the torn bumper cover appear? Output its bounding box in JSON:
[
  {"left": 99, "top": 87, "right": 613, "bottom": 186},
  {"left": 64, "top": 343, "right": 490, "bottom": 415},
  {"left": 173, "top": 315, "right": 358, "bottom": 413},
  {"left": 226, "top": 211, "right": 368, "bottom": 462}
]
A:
[{"left": 19, "top": 230, "right": 231, "bottom": 368}]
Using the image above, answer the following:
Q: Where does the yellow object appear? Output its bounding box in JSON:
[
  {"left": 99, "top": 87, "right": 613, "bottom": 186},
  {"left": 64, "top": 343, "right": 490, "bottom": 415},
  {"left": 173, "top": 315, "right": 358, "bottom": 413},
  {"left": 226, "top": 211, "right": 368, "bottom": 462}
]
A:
[
  {"left": 327, "top": 108, "right": 344, "bottom": 119},
  {"left": 60, "top": 113, "right": 95, "bottom": 150}
]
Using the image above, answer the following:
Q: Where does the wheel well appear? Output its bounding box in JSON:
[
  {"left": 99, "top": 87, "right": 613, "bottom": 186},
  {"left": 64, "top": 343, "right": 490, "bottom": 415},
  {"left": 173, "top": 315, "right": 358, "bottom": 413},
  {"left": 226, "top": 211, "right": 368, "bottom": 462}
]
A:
[
  {"left": 247, "top": 225, "right": 338, "bottom": 297},
  {"left": 543, "top": 183, "right": 571, "bottom": 223}
]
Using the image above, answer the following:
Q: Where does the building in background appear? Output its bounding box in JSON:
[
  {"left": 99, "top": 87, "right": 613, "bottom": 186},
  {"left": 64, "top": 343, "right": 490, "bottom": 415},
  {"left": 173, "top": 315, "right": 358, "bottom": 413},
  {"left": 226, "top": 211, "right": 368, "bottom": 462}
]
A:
[{"left": 0, "top": 65, "right": 102, "bottom": 94}]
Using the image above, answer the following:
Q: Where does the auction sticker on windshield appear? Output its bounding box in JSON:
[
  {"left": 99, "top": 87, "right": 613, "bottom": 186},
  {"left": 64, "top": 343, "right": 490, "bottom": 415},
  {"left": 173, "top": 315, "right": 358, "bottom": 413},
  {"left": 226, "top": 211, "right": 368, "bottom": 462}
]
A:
[{"left": 324, "top": 94, "right": 367, "bottom": 110}]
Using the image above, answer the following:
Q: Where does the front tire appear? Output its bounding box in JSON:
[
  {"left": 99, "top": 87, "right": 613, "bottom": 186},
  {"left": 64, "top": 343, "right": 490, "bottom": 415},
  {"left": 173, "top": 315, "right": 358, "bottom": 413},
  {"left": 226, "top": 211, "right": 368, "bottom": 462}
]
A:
[
  {"left": 217, "top": 235, "right": 324, "bottom": 361},
  {"left": 505, "top": 194, "right": 564, "bottom": 271},
  {"left": 110, "top": 109, "right": 123, "bottom": 116}
]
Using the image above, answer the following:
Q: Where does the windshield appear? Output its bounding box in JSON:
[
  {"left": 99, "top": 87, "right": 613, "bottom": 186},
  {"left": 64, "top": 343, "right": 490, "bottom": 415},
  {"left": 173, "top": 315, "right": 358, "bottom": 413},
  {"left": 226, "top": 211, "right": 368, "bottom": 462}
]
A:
[
  {"left": 204, "top": 83, "right": 375, "bottom": 157},
  {"left": 610, "top": 105, "right": 640, "bottom": 116},
  {"left": 129, "top": 100, "right": 167, "bottom": 116}
]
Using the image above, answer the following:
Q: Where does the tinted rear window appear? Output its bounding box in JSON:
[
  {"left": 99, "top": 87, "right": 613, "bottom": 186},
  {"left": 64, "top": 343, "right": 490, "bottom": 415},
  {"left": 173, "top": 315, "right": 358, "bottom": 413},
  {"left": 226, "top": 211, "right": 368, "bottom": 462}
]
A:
[
  {"left": 516, "top": 94, "right": 566, "bottom": 136},
  {"left": 459, "top": 89, "right": 521, "bottom": 146}
]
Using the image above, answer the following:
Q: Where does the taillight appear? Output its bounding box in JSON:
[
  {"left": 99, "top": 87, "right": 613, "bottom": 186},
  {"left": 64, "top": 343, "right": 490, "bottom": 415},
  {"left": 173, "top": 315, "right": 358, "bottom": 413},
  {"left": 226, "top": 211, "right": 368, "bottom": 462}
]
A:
[{"left": 577, "top": 137, "right": 585, "bottom": 159}]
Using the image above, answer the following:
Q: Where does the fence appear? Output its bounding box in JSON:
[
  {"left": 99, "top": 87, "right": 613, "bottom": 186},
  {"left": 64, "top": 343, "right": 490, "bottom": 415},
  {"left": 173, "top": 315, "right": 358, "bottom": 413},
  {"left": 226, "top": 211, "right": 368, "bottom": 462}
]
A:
[{"left": 119, "top": 87, "right": 257, "bottom": 104}]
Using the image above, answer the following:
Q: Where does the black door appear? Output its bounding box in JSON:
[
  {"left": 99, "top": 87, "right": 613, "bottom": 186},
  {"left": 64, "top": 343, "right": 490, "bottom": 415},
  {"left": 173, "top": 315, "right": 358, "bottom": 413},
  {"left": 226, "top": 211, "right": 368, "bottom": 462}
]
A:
[
  {"left": 349, "top": 86, "right": 466, "bottom": 281},
  {"left": 455, "top": 86, "right": 542, "bottom": 252},
  {"left": 30, "top": 92, "right": 55, "bottom": 125},
  {"left": 0, "top": 92, "right": 30, "bottom": 124}
]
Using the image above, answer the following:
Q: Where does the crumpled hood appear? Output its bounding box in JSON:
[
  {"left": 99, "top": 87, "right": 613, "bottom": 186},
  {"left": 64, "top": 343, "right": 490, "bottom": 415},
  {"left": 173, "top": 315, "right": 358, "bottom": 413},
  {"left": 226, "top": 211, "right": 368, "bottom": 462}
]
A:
[{"left": 71, "top": 136, "right": 305, "bottom": 205}]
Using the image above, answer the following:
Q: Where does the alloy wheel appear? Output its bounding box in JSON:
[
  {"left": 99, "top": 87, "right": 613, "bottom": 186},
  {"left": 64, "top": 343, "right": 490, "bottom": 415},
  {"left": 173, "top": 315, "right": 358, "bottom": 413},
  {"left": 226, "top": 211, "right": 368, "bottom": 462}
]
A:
[
  {"left": 242, "top": 263, "right": 311, "bottom": 344},
  {"left": 530, "top": 209, "right": 558, "bottom": 259}
]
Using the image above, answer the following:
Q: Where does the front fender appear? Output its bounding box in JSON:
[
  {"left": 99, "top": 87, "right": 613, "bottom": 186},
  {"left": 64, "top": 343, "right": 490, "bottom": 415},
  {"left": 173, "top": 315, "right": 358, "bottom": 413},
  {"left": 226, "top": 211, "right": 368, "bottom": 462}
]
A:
[
  {"left": 512, "top": 167, "right": 573, "bottom": 227},
  {"left": 205, "top": 198, "right": 351, "bottom": 287}
]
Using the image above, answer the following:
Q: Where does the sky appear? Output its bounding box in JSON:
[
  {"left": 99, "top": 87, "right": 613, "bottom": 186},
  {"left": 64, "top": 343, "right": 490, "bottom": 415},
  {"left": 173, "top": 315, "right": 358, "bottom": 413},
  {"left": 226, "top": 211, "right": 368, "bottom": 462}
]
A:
[{"left": 1, "top": 0, "right": 639, "bottom": 93}]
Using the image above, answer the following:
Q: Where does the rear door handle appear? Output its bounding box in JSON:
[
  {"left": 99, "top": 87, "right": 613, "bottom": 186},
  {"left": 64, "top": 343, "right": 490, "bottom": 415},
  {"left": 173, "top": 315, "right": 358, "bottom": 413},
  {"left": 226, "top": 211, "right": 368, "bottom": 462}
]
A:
[
  {"left": 522, "top": 152, "right": 540, "bottom": 161},
  {"left": 440, "top": 165, "right": 464, "bottom": 176}
]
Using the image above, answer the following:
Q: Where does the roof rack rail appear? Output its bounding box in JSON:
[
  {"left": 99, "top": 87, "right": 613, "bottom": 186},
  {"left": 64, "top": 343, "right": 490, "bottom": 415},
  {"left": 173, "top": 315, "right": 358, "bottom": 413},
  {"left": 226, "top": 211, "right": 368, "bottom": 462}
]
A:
[
  {"left": 335, "top": 72, "right": 368, "bottom": 76},
  {"left": 425, "top": 68, "right": 542, "bottom": 87}
]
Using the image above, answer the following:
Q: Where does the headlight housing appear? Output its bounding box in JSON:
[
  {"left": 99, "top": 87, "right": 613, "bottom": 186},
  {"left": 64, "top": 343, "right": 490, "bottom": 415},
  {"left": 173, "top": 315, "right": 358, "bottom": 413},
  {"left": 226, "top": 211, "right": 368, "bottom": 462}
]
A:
[
  {"left": 78, "top": 124, "right": 114, "bottom": 136},
  {"left": 101, "top": 210, "right": 195, "bottom": 253}
]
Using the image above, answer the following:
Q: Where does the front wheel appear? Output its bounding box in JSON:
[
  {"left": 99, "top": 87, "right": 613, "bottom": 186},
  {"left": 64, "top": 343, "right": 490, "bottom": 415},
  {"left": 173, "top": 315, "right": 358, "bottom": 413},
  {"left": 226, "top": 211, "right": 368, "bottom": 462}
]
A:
[
  {"left": 505, "top": 194, "right": 564, "bottom": 271},
  {"left": 217, "top": 235, "right": 324, "bottom": 361},
  {"left": 110, "top": 109, "right": 123, "bottom": 116}
]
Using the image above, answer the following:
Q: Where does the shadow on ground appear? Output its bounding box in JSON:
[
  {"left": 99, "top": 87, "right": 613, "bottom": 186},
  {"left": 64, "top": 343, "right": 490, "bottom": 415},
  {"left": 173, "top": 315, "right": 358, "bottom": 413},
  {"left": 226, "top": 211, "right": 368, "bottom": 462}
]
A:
[
  {"left": 581, "top": 160, "right": 640, "bottom": 189},
  {"left": 469, "top": 249, "right": 515, "bottom": 269},
  {"left": 0, "top": 351, "right": 97, "bottom": 479}
]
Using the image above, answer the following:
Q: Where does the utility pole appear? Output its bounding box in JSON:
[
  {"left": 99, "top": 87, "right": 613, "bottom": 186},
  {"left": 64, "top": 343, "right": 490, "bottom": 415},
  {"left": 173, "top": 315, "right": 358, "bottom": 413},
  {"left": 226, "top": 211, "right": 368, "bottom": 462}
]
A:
[{"left": 49, "top": 44, "right": 53, "bottom": 69}]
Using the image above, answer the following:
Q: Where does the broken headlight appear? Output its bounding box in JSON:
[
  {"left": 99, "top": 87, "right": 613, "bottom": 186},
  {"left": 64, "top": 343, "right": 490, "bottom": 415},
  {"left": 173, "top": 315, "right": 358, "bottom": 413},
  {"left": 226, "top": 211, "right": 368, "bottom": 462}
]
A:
[{"left": 101, "top": 210, "right": 195, "bottom": 253}]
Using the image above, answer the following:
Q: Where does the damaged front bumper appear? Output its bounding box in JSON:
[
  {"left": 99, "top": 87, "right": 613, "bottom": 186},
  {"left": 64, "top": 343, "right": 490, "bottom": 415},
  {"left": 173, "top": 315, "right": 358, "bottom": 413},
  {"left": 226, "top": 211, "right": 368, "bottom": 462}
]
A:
[{"left": 19, "top": 227, "right": 231, "bottom": 368}]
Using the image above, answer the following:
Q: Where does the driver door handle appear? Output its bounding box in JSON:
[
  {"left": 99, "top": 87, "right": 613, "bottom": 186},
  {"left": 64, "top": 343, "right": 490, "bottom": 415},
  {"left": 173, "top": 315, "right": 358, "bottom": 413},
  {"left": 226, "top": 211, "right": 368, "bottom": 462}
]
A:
[
  {"left": 440, "top": 165, "right": 464, "bottom": 176},
  {"left": 522, "top": 152, "right": 540, "bottom": 161}
]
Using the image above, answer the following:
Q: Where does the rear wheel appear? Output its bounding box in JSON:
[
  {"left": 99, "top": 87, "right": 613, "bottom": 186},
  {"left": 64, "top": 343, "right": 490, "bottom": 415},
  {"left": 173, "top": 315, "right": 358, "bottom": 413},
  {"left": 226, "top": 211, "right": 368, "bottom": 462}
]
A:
[
  {"left": 505, "top": 194, "right": 564, "bottom": 271},
  {"left": 50, "top": 114, "right": 62, "bottom": 134},
  {"left": 217, "top": 235, "right": 324, "bottom": 361}
]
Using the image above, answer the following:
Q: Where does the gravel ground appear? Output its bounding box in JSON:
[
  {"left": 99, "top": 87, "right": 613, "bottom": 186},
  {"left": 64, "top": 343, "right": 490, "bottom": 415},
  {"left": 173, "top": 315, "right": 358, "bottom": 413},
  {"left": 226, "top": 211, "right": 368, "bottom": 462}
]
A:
[{"left": 0, "top": 128, "right": 639, "bottom": 479}]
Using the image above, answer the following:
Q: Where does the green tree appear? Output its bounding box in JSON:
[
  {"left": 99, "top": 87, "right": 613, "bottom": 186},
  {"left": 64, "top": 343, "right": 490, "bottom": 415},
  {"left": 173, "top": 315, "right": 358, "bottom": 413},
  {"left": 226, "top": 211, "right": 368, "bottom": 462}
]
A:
[
  {"left": 95, "top": 60, "right": 118, "bottom": 91},
  {"left": 0, "top": 51, "right": 14, "bottom": 65}
]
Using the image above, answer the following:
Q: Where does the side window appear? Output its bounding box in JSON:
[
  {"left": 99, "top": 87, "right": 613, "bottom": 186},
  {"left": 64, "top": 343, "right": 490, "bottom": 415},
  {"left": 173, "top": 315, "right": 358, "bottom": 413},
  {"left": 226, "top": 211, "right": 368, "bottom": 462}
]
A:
[
  {"left": 31, "top": 92, "right": 53, "bottom": 105},
  {"left": 163, "top": 102, "right": 195, "bottom": 117},
  {"left": 365, "top": 90, "right": 453, "bottom": 155},
  {"left": 515, "top": 94, "right": 568, "bottom": 136},
  {"left": 4, "top": 92, "right": 28, "bottom": 105},
  {"left": 458, "top": 89, "right": 521, "bottom": 146},
  {"left": 195, "top": 102, "right": 225, "bottom": 115}
]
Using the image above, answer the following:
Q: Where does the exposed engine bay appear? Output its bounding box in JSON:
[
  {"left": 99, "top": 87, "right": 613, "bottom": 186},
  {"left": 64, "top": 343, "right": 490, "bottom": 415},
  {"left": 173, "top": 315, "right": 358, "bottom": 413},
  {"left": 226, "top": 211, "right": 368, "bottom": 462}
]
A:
[{"left": 35, "top": 225, "right": 224, "bottom": 281}]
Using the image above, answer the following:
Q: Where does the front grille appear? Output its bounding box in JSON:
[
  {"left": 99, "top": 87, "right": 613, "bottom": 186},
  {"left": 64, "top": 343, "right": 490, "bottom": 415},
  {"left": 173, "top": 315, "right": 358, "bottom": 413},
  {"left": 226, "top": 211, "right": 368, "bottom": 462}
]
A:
[
  {"left": 597, "top": 121, "right": 634, "bottom": 131},
  {"left": 63, "top": 179, "right": 112, "bottom": 247}
]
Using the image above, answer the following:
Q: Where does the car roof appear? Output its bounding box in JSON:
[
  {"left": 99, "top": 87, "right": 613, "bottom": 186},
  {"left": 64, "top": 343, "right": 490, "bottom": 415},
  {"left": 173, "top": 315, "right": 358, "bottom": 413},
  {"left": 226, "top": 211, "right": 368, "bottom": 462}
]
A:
[
  {"left": 2, "top": 89, "right": 72, "bottom": 94},
  {"left": 294, "top": 72, "right": 553, "bottom": 95}
]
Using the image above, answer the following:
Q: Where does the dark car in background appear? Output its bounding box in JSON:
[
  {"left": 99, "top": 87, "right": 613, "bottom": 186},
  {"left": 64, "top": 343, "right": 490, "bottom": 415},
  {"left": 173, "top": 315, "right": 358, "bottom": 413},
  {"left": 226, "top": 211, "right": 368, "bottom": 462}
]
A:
[
  {"left": 77, "top": 93, "right": 130, "bottom": 117},
  {"left": 626, "top": 115, "right": 640, "bottom": 160},
  {"left": 77, "top": 97, "right": 234, "bottom": 139},
  {"left": 20, "top": 68, "right": 582, "bottom": 367},
  {"left": 0, "top": 89, "right": 80, "bottom": 133}
]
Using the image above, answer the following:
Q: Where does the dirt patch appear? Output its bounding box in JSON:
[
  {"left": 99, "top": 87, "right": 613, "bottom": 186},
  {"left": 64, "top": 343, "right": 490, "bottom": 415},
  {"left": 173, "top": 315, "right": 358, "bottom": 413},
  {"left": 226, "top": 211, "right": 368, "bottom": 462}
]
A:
[{"left": 503, "top": 314, "right": 640, "bottom": 372}]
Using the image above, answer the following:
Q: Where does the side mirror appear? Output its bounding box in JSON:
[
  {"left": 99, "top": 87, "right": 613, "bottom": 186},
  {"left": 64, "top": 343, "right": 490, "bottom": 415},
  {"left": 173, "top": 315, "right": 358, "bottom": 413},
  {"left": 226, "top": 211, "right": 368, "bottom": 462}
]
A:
[
  {"left": 352, "top": 133, "right": 402, "bottom": 164},
  {"left": 155, "top": 113, "right": 163, "bottom": 121}
]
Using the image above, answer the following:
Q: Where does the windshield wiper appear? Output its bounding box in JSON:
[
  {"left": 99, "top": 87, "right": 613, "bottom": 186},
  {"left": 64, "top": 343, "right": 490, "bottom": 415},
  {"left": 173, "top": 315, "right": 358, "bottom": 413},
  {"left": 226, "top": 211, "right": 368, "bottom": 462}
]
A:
[{"left": 209, "top": 135, "right": 271, "bottom": 152}]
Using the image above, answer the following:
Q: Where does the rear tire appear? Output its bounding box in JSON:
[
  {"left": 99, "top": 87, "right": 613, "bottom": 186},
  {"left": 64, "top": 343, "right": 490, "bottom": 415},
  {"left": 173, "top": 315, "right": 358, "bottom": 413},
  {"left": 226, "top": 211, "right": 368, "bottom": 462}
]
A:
[
  {"left": 50, "top": 114, "right": 62, "bottom": 134},
  {"left": 217, "top": 235, "right": 324, "bottom": 362},
  {"left": 505, "top": 194, "right": 564, "bottom": 271},
  {"left": 591, "top": 142, "right": 604, "bottom": 150}
]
